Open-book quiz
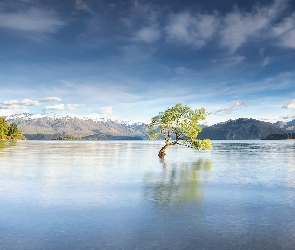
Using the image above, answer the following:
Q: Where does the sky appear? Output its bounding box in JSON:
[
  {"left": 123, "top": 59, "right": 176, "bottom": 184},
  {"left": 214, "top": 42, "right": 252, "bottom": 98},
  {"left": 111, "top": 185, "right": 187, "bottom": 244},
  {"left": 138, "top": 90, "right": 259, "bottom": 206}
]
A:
[{"left": 1, "top": 0, "right": 295, "bottom": 125}]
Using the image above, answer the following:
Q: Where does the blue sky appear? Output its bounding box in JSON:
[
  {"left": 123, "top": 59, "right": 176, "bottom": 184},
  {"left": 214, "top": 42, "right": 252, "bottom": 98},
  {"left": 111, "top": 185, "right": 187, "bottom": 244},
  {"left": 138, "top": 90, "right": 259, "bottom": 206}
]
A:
[{"left": 1, "top": 0, "right": 295, "bottom": 125}]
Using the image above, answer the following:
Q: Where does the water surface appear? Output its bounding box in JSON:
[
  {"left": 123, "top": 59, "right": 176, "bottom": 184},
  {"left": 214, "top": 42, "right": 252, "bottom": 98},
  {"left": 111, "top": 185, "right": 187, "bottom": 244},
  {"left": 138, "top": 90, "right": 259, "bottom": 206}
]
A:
[{"left": 1, "top": 140, "right": 295, "bottom": 249}]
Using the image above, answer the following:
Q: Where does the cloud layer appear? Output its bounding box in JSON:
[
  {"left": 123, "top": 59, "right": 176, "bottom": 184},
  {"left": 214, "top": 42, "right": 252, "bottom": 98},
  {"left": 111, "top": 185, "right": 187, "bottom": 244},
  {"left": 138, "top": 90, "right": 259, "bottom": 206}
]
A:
[
  {"left": 282, "top": 100, "right": 295, "bottom": 109},
  {"left": 214, "top": 99, "right": 247, "bottom": 115},
  {"left": 0, "top": 97, "right": 62, "bottom": 110},
  {"left": 0, "top": 7, "right": 64, "bottom": 34},
  {"left": 165, "top": 12, "right": 218, "bottom": 48},
  {"left": 1, "top": 0, "right": 295, "bottom": 124}
]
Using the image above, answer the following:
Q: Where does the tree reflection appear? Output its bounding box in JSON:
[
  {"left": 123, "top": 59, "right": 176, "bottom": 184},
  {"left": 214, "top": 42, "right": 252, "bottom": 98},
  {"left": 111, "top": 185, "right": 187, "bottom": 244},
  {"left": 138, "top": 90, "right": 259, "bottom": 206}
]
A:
[
  {"left": 0, "top": 140, "right": 17, "bottom": 157},
  {"left": 0, "top": 140, "right": 8, "bottom": 151},
  {"left": 143, "top": 158, "right": 212, "bottom": 207}
]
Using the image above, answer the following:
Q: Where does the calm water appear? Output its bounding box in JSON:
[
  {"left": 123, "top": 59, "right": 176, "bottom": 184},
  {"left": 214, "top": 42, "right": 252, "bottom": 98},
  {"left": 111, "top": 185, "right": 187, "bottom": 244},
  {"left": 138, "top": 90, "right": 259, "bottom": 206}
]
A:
[{"left": 1, "top": 140, "right": 295, "bottom": 250}]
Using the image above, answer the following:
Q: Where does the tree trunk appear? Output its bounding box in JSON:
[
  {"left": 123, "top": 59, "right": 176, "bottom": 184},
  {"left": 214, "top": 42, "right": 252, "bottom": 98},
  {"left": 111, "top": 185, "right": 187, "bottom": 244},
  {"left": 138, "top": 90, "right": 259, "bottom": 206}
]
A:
[
  {"left": 158, "top": 144, "right": 170, "bottom": 157},
  {"left": 158, "top": 139, "right": 177, "bottom": 157}
]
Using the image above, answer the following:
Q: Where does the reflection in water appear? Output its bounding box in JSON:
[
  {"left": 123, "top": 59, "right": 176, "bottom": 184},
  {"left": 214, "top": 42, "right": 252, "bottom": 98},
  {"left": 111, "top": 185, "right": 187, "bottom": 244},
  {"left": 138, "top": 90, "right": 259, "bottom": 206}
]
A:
[
  {"left": 0, "top": 140, "right": 7, "bottom": 150},
  {"left": 143, "top": 158, "right": 212, "bottom": 206},
  {"left": 0, "top": 140, "right": 17, "bottom": 154},
  {"left": 2, "top": 141, "right": 295, "bottom": 249}
]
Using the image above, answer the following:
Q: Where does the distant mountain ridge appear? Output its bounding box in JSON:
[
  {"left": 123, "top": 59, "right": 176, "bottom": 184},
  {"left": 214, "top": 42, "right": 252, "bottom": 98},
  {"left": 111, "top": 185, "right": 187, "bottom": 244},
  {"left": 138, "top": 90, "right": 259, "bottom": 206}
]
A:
[
  {"left": 275, "top": 120, "right": 295, "bottom": 133},
  {"left": 198, "top": 118, "right": 285, "bottom": 140},
  {"left": 5, "top": 114, "right": 292, "bottom": 140},
  {"left": 6, "top": 113, "right": 147, "bottom": 140}
]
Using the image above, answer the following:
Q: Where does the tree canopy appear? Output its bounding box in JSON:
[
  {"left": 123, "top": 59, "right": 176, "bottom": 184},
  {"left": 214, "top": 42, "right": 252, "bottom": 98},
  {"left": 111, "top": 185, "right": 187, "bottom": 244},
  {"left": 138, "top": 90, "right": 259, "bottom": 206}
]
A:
[
  {"left": 147, "top": 103, "right": 211, "bottom": 156},
  {"left": 0, "top": 117, "right": 26, "bottom": 140}
]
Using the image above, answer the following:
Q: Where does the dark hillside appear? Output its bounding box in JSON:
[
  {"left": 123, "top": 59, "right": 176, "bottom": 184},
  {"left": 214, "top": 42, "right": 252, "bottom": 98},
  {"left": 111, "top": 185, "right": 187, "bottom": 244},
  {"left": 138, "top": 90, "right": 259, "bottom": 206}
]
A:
[{"left": 198, "top": 118, "right": 285, "bottom": 140}]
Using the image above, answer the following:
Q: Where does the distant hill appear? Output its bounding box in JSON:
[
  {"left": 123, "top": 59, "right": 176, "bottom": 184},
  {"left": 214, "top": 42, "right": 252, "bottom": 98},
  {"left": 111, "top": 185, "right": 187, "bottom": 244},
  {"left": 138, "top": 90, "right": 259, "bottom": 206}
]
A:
[
  {"left": 263, "top": 133, "right": 295, "bottom": 140},
  {"left": 82, "top": 134, "right": 143, "bottom": 140},
  {"left": 24, "top": 133, "right": 62, "bottom": 140},
  {"left": 198, "top": 118, "right": 285, "bottom": 140},
  {"left": 6, "top": 114, "right": 147, "bottom": 140},
  {"left": 24, "top": 133, "right": 143, "bottom": 140},
  {"left": 6, "top": 114, "right": 292, "bottom": 141},
  {"left": 275, "top": 120, "right": 295, "bottom": 133}
]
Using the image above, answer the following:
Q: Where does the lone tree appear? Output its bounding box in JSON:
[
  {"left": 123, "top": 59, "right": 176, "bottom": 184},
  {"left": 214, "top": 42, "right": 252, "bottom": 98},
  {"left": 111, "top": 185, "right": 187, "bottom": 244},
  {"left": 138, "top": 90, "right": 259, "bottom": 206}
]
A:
[{"left": 147, "top": 103, "right": 211, "bottom": 157}]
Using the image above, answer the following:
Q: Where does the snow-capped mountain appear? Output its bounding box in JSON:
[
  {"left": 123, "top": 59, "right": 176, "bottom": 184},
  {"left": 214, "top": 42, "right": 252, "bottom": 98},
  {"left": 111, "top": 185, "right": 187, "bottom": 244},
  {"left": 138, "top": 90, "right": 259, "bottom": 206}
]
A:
[
  {"left": 5, "top": 113, "right": 148, "bottom": 140},
  {"left": 6, "top": 113, "right": 294, "bottom": 141}
]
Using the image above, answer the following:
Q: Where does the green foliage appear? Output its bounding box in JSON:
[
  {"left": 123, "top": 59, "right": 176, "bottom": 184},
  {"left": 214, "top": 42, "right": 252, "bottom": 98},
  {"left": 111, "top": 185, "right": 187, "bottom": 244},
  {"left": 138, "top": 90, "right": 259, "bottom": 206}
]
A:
[
  {"left": 147, "top": 103, "right": 211, "bottom": 155},
  {"left": 7, "top": 123, "right": 26, "bottom": 140},
  {"left": 0, "top": 117, "right": 26, "bottom": 140},
  {"left": 0, "top": 117, "right": 9, "bottom": 139}
]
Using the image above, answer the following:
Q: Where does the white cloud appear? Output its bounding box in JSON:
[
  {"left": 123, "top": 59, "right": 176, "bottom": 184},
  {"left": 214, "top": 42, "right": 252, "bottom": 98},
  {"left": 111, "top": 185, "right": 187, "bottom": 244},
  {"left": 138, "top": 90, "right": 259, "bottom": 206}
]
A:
[
  {"left": 0, "top": 104, "right": 20, "bottom": 110},
  {"left": 135, "top": 26, "right": 161, "bottom": 43},
  {"left": 280, "top": 30, "right": 295, "bottom": 48},
  {"left": 40, "top": 97, "right": 62, "bottom": 102},
  {"left": 45, "top": 104, "right": 80, "bottom": 111},
  {"left": 165, "top": 11, "right": 218, "bottom": 48},
  {"left": 2, "top": 99, "right": 40, "bottom": 107},
  {"left": 219, "top": 0, "right": 286, "bottom": 52},
  {"left": 282, "top": 100, "right": 295, "bottom": 109},
  {"left": 272, "top": 13, "right": 295, "bottom": 36},
  {"left": 99, "top": 106, "right": 113, "bottom": 115},
  {"left": 276, "top": 28, "right": 295, "bottom": 49},
  {"left": 75, "top": 0, "right": 92, "bottom": 13},
  {"left": 0, "top": 98, "right": 38, "bottom": 114},
  {"left": 162, "top": 0, "right": 292, "bottom": 51},
  {"left": 213, "top": 99, "right": 247, "bottom": 115},
  {"left": 221, "top": 10, "right": 267, "bottom": 51},
  {"left": 0, "top": 97, "right": 64, "bottom": 111},
  {"left": 271, "top": 12, "right": 295, "bottom": 49},
  {"left": 0, "top": 7, "right": 65, "bottom": 33},
  {"left": 235, "top": 99, "right": 247, "bottom": 106}
]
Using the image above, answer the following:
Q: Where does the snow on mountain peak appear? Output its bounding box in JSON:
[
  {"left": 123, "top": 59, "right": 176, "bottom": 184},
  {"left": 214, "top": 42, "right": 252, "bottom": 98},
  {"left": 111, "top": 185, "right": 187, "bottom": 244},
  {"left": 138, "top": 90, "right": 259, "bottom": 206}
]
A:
[{"left": 5, "top": 113, "right": 146, "bottom": 126}]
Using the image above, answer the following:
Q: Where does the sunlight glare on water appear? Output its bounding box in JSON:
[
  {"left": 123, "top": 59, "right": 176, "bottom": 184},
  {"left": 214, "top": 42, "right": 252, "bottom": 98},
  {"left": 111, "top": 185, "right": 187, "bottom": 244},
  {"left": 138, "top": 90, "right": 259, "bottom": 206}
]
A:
[{"left": 0, "top": 140, "right": 295, "bottom": 249}]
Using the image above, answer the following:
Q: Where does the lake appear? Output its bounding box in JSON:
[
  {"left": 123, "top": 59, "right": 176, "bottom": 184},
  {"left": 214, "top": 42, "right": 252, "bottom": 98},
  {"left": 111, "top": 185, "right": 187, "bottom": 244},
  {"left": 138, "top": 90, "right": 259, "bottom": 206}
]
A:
[{"left": 0, "top": 140, "right": 295, "bottom": 250}]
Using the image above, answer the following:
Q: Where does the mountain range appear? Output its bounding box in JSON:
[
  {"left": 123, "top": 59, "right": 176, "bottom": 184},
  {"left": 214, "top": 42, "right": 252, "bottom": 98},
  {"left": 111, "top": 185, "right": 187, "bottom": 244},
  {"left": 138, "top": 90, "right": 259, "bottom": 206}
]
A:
[
  {"left": 5, "top": 113, "right": 292, "bottom": 140},
  {"left": 6, "top": 114, "right": 147, "bottom": 140},
  {"left": 275, "top": 120, "right": 295, "bottom": 133}
]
